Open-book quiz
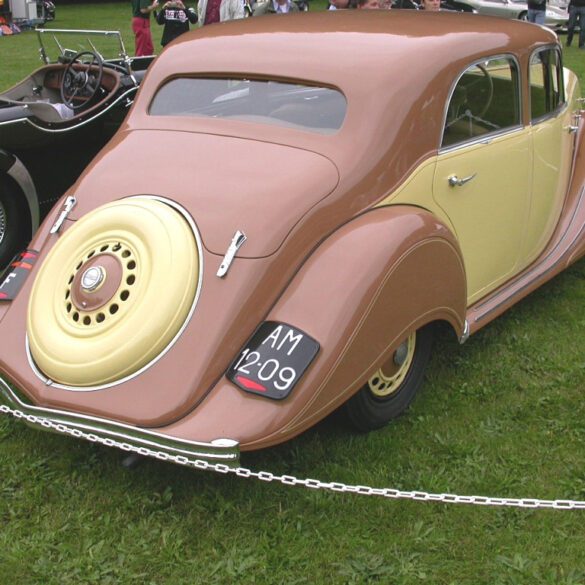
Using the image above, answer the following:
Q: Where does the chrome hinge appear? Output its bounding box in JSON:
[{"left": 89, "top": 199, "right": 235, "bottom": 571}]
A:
[
  {"left": 50, "top": 195, "right": 77, "bottom": 234},
  {"left": 217, "top": 230, "right": 247, "bottom": 278}
]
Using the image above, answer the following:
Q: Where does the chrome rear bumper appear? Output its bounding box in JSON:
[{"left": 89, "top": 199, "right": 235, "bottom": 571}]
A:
[{"left": 0, "top": 377, "right": 240, "bottom": 466}]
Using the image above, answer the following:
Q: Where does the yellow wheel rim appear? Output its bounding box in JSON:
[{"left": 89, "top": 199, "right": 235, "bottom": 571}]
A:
[
  {"left": 368, "top": 333, "right": 416, "bottom": 398},
  {"left": 27, "top": 197, "right": 199, "bottom": 387}
]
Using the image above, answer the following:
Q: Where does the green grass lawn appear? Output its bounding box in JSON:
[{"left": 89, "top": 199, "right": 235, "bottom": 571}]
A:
[{"left": 2, "top": 5, "right": 585, "bottom": 585}]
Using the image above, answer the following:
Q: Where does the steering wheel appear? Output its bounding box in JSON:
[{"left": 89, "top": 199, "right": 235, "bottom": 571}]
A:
[
  {"left": 60, "top": 51, "right": 104, "bottom": 111},
  {"left": 447, "top": 63, "right": 494, "bottom": 124}
]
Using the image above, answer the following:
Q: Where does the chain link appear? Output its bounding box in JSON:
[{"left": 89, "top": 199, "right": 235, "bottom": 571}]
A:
[{"left": 2, "top": 403, "right": 585, "bottom": 510}]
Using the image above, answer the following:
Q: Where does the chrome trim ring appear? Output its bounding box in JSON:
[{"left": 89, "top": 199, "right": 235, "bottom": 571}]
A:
[
  {"left": 81, "top": 265, "right": 105, "bottom": 292},
  {"left": 26, "top": 195, "right": 204, "bottom": 392}
]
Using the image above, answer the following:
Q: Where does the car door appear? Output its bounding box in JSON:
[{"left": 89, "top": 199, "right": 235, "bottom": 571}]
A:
[
  {"left": 521, "top": 47, "right": 575, "bottom": 264},
  {"left": 433, "top": 57, "right": 531, "bottom": 305}
]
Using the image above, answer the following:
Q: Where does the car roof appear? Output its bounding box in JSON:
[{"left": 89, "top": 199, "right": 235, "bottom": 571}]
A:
[
  {"left": 129, "top": 12, "right": 558, "bottom": 184},
  {"left": 151, "top": 11, "right": 557, "bottom": 85}
]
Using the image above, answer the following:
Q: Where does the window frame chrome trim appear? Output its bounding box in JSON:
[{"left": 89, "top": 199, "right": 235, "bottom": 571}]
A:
[
  {"left": 440, "top": 53, "right": 523, "bottom": 152},
  {"left": 439, "top": 123, "right": 525, "bottom": 155}
]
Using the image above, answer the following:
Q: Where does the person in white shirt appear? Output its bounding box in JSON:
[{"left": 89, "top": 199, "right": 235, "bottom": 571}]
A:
[{"left": 253, "top": 0, "right": 299, "bottom": 15}]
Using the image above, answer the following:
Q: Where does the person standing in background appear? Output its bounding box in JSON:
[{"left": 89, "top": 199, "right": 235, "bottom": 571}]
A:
[
  {"left": 567, "top": 0, "right": 585, "bottom": 48},
  {"left": 422, "top": 0, "right": 440, "bottom": 10},
  {"left": 198, "top": 0, "right": 244, "bottom": 25},
  {"left": 526, "top": 0, "right": 546, "bottom": 25},
  {"left": 132, "top": 0, "right": 159, "bottom": 56},
  {"left": 253, "top": 0, "right": 299, "bottom": 15},
  {"left": 156, "top": 0, "right": 197, "bottom": 47}
]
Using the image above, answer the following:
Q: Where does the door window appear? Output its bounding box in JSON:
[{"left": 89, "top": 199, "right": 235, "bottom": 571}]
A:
[
  {"left": 442, "top": 57, "right": 521, "bottom": 148},
  {"left": 530, "top": 48, "right": 564, "bottom": 121}
]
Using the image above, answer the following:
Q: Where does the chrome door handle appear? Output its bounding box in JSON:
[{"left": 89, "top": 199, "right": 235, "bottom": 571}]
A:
[
  {"left": 448, "top": 173, "right": 476, "bottom": 187},
  {"left": 567, "top": 125, "right": 579, "bottom": 134}
]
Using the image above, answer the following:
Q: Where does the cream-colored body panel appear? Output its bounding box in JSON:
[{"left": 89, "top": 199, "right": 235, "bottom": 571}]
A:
[
  {"left": 433, "top": 131, "right": 531, "bottom": 303},
  {"left": 520, "top": 73, "right": 579, "bottom": 265},
  {"left": 376, "top": 157, "right": 455, "bottom": 233},
  {"left": 522, "top": 111, "right": 573, "bottom": 263}
]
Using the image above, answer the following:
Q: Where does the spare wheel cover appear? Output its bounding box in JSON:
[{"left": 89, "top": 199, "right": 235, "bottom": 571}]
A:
[{"left": 27, "top": 197, "right": 199, "bottom": 387}]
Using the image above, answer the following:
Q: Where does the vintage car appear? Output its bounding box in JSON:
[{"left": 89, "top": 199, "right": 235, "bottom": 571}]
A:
[
  {"left": 1, "top": 12, "right": 584, "bottom": 467},
  {"left": 454, "top": 0, "right": 569, "bottom": 29},
  {"left": 0, "top": 29, "right": 154, "bottom": 269}
]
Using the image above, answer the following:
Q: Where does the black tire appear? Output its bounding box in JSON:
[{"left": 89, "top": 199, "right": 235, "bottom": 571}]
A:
[
  {"left": 345, "top": 326, "right": 434, "bottom": 432},
  {"left": 518, "top": 11, "right": 528, "bottom": 20},
  {"left": 0, "top": 175, "right": 30, "bottom": 270}
]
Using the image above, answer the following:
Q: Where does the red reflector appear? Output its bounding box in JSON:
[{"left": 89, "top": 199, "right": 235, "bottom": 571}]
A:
[
  {"left": 22, "top": 252, "right": 36, "bottom": 260},
  {"left": 0, "top": 293, "right": 7, "bottom": 299},
  {"left": 236, "top": 375, "right": 267, "bottom": 392},
  {"left": 12, "top": 262, "right": 32, "bottom": 270}
]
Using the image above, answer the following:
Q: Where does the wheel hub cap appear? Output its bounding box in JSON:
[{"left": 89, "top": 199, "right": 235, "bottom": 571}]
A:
[
  {"left": 369, "top": 334, "right": 416, "bottom": 398},
  {"left": 70, "top": 251, "right": 125, "bottom": 316},
  {"left": 81, "top": 266, "right": 105, "bottom": 292}
]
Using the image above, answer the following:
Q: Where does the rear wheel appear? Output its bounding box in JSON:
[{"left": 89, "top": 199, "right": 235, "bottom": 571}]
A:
[
  {"left": 0, "top": 175, "right": 30, "bottom": 269},
  {"left": 518, "top": 11, "right": 528, "bottom": 20},
  {"left": 345, "top": 326, "right": 434, "bottom": 432}
]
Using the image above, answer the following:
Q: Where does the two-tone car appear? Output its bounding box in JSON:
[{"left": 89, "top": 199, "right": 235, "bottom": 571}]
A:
[{"left": 1, "top": 12, "right": 584, "bottom": 466}]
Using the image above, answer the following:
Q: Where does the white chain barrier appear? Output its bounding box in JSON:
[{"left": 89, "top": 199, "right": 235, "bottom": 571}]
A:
[{"left": 2, "top": 402, "right": 584, "bottom": 510}]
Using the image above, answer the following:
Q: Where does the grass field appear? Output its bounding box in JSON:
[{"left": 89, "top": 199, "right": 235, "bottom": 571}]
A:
[{"left": 2, "top": 5, "right": 585, "bottom": 584}]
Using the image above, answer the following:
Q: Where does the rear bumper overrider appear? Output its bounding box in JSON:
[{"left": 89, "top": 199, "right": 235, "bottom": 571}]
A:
[{"left": 0, "top": 376, "right": 240, "bottom": 466}]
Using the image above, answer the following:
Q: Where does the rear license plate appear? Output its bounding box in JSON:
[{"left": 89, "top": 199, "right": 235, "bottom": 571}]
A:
[{"left": 227, "top": 321, "right": 319, "bottom": 400}]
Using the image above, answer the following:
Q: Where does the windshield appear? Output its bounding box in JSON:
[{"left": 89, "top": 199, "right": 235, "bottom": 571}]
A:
[
  {"left": 36, "top": 29, "right": 129, "bottom": 65},
  {"left": 149, "top": 78, "right": 347, "bottom": 134}
]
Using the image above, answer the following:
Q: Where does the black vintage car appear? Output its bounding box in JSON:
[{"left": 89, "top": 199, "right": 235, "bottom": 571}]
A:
[{"left": 0, "top": 29, "right": 154, "bottom": 268}]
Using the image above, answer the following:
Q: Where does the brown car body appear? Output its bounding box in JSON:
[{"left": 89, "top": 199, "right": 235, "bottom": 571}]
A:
[{"left": 1, "top": 12, "right": 585, "bottom": 464}]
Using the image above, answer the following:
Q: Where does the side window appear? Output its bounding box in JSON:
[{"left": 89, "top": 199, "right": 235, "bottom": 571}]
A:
[
  {"left": 530, "top": 48, "right": 564, "bottom": 121},
  {"left": 442, "top": 57, "right": 521, "bottom": 148}
]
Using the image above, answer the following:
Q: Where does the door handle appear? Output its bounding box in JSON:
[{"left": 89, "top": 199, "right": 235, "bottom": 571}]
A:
[{"left": 448, "top": 173, "right": 477, "bottom": 187}]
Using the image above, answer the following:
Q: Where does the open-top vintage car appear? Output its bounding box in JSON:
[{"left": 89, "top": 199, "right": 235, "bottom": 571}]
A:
[
  {"left": 1, "top": 12, "right": 584, "bottom": 466},
  {"left": 0, "top": 29, "right": 154, "bottom": 268}
]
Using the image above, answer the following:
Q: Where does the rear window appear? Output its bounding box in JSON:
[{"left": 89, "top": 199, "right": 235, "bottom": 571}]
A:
[{"left": 149, "top": 78, "right": 346, "bottom": 134}]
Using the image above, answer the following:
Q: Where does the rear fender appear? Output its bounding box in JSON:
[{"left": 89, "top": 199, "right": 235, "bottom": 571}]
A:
[
  {"left": 0, "top": 149, "right": 40, "bottom": 235},
  {"left": 266, "top": 205, "right": 467, "bottom": 438},
  {"left": 160, "top": 205, "right": 467, "bottom": 450}
]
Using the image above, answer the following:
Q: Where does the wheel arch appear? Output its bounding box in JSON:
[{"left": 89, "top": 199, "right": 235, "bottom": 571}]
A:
[
  {"left": 0, "top": 149, "right": 40, "bottom": 238},
  {"left": 263, "top": 204, "right": 467, "bottom": 438}
]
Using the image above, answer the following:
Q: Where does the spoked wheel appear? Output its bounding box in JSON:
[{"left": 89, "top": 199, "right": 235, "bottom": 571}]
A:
[
  {"left": 345, "top": 326, "right": 434, "bottom": 432},
  {"left": 0, "top": 175, "right": 30, "bottom": 270}
]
